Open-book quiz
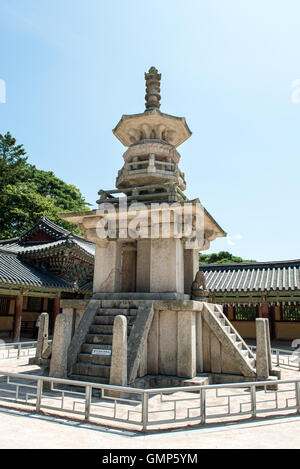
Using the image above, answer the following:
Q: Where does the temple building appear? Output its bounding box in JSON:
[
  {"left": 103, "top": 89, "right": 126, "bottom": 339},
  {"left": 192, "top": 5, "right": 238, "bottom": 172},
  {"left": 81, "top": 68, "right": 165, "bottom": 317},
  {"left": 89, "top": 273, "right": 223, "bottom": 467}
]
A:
[
  {"left": 0, "top": 217, "right": 94, "bottom": 340},
  {"left": 199, "top": 259, "right": 300, "bottom": 341}
]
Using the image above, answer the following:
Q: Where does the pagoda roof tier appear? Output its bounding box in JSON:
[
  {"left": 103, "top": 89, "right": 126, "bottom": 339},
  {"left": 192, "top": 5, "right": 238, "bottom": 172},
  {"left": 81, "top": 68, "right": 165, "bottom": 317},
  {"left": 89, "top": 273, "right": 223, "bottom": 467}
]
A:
[
  {"left": 113, "top": 110, "right": 192, "bottom": 148},
  {"left": 60, "top": 199, "right": 226, "bottom": 248}
]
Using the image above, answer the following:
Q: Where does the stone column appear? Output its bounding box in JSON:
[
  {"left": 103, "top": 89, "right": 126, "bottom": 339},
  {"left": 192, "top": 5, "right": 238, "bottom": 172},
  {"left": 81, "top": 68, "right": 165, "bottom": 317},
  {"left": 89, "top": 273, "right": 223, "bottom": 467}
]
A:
[
  {"left": 110, "top": 315, "right": 127, "bottom": 386},
  {"left": 93, "top": 241, "right": 122, "bottom": 293},
  {"left": 196, "top": 311, "right": 204, "bottom": 373},
  {"left": 12, "top": 295, "right": 23, "bottom": 342},
  {"left": 184, "top": 249, "right": 199, "bottom": 295},
  {"left": 121, "top": 244, "right": 137, "bottom": 292},
  {"left": 36, "top": 312, "right": 49, "bottom": 359},
  {"left": 256, "top": 318, "right": 270, "bottom": 379},
  {"left": 49, "top": 313, "right": 68, "bottom": 379},
  {"left": 136, "top": 239, "right": 151, "bottom": 292},
  {"left": 147, "top": 310, "right": 159, "bottom": 374},
  {"left": 61, "top": 307, "right": 74, "bottom": 349},
  {"left": 177, "top": 311, "right": 196, "bottom": 378},
  {"left": 150, "top": 239, "right": 184, "bottom": 293}
]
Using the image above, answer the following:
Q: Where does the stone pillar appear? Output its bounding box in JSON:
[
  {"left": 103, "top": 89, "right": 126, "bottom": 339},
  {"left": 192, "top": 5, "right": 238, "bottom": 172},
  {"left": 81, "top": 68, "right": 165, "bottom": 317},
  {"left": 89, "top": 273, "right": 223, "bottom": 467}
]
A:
[
  {"left": 196, "top": 311, "right": 204, "bottom": 373},
  {"left": 93, "top": 241, "right": 122, "bottom": 293},
  {"left": 150, "top": 239, "right": 184, "bottom": 293},
  {"left": 110, "top": 315, "right": 127, "bottom": 386},
  {"left": 256, "top": 318, "right": 270, "bottom": 379},
  {"left": 136, "top": 239, "right": 151, "bottom": 292},
  {"left": 12, "top": 295, "right": 23, "bottom": 342},
  {"left": 184, "top": 249, "right": 199, "bottom": 295},
  {"left": 177, "top": 311, "right": 196, "bottom": 378},
  {"left": 61, "top": 307, "right": 74, "bottom": 348},
  {"left": 265, "top": 317, "right": 272, "bottom": 373},
  {"left": 147, "top": 310, "right": 159, "bottom": 374},
  {"left": 121, "top": 244, "right": 137, "bottom": 292},
  {"left": 36, "top": 313, "right": 49, "bottom": 359},
  {"left": 49, "top": 313, "right": 68, "bottom": 378}
]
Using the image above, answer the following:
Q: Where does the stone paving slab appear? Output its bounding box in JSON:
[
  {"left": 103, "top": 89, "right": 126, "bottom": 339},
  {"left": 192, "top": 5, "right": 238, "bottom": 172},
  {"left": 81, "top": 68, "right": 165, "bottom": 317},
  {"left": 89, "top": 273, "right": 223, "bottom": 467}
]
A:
[{"left": 0, "top": 406, "right": 300, "bottom": 449}]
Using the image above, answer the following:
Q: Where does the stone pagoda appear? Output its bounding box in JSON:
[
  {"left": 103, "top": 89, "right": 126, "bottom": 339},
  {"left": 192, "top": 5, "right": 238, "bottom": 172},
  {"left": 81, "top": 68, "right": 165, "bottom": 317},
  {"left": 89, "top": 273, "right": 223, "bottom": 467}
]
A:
[
  {"left": 56, "top": 68, "right": 274, "bottom": 387},
  {"left": 62, "top": 67, "right": 225, "bottom": 299}
]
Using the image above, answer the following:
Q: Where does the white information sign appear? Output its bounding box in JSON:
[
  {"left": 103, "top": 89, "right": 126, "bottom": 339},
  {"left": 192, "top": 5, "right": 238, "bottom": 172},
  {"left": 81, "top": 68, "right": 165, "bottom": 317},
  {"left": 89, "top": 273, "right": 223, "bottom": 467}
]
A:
[{"left": 92, "top": 349, "right": 111, "bottom": 356}]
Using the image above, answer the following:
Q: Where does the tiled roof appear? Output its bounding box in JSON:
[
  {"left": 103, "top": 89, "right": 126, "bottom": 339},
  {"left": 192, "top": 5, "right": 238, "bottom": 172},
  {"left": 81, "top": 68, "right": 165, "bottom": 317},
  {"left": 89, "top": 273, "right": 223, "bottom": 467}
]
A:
[
  {"left": 79, "top": 280, "right": 93, "bottom": 292},
  {"left": 0, "top": 216, "right": 95, "bottom": 258},
  {"left": 199, "top": 259, "right": 300, "bottom": 293},
  {"left": 0, "top": 250, "right": 74, "bottom": 291}
]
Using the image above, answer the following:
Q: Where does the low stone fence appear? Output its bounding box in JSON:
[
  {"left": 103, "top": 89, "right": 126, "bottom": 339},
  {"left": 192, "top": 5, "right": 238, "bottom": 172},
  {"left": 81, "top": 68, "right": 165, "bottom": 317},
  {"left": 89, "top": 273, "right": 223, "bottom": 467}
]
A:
[
  {"left": 249, "top": 345, "right": 300, "bottom": 371},
  {"left": 0, "top": 370, "right": 299, "bottom": 432},
  {"left": 0, "top": 341, "right": 37, "bottom": 360}
]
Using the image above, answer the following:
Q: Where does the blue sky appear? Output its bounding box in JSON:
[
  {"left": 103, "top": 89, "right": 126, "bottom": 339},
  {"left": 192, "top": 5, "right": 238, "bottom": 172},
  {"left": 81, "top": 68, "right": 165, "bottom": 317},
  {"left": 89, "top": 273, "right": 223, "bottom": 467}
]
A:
[{"left": 0, "top": 0, "right": 299, "bottom": 261}]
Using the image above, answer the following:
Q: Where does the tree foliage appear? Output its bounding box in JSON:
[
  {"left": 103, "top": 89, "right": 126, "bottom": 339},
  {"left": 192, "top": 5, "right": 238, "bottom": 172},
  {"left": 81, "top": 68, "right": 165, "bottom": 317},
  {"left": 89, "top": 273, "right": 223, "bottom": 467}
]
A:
[
  {"left": 0, "top": 132, "right": 90, "bottom": 239},
  {"left": 199, "top": 251, "right": 256, "bottom": 264}
]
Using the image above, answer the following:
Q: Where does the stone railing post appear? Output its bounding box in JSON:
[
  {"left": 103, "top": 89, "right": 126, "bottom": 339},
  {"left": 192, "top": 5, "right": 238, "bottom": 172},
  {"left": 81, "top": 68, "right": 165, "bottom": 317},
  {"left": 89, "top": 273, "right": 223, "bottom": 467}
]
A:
[
  {"left": 36, "top": 312, "right": 49, "bottom": 360},
  {"left": 110, "top": 315, "right": 127, "bottom": 386},
  {"left": 49, "top": 313, "right": 68, "bottom": 379},
  {"left": 256, "top": 318, "right": 270, "bottom": 379}
]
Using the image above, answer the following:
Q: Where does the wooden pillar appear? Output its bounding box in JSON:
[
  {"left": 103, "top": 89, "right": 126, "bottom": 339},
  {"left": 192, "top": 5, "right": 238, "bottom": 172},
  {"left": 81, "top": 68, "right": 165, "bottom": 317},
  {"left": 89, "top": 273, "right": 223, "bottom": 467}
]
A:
[
  {"left": 261, "top": 303, "right": 274, "bottom": 339},
  {"left": 52, "top": 295, "right": 61, "bottom": 332},
  {"left": 12, "top": 295, "right": 23, "bottom": 342}
]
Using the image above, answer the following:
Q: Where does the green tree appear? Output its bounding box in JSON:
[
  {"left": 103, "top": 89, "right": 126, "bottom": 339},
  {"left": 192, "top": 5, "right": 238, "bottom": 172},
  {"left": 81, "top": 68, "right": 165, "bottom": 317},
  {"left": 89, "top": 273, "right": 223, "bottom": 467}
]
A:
[
  {"left": 0, "top": 132, "right": 28, "bottom": 186},
  {"left": 199, "top": 251, "right": 256, "bottom": 264},
  {"left": 0, "top": 132, "right": 90, "bottom": 239}
]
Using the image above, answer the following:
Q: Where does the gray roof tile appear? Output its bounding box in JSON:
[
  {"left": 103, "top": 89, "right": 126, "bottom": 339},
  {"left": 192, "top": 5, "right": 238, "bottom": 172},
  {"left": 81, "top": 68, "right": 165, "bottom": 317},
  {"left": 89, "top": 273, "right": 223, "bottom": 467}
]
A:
[
  {"left": 199, "top": 259, "right": 300, "bottom": 292},
  {"left": 0, "top": 250, "right": 74, "bottom": 290}
]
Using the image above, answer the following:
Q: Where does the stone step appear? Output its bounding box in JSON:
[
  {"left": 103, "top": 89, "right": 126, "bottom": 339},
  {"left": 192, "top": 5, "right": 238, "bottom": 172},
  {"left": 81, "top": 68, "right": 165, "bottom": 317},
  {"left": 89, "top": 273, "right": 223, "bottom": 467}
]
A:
[
  {"left": 73, "top": 362, "right": 110, "bottom": 378},
  {"left": 213, "top": 311, "right": 223, "bottom": 318},
  {"left": 78, "top": 353, "right": 111, "bottom": 366},
  {"left": 223, "top": 325, "right": 231, "bottom": 334},
  {"left": 82, "top": 343, "right": 112, "bottom": 354},
  {"left": 236, "top": 341, "right": 243, "bottom": 350},
  {"left": 229, "top": 333, "right": 236, "bottom": 341},
  {"left": 93, "top": 315, "right": 136, "bottom": 326},
  {"left": 97, "top": 308, "right": 137, "bottom": 316},
  {"left": 89, "top": 324, "right": 113, "bottom": 334},
  {"left": 248, "top": 358, "right": 256, "bottom": 368},
  {"left": 70, "top": 374, "right": 109, "bottom": 385},
  {"left": 89, "top": 324, "right": 132, "bottom": 335},
  {"left": 86, "top": 334, "right": 113, "bottom": 345},
  {"left": 100, "top": 300, "right": 140, "bottom": 309}
]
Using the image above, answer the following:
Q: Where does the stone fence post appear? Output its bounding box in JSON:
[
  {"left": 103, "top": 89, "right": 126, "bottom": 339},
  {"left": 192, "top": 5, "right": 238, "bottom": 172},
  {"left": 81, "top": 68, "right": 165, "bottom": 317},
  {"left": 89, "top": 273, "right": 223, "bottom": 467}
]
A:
[
  {"left": 110, "top": 315, "right": 127, "bottom": 386},
  {"left": 49, "top": 313, "right": 68, "bottom": 379},
  {"left": 256, "top": 318, "right": 271, "bottom": 379},
  {"left": 36, "top": 312, "right": 49, "bottom": 360}
]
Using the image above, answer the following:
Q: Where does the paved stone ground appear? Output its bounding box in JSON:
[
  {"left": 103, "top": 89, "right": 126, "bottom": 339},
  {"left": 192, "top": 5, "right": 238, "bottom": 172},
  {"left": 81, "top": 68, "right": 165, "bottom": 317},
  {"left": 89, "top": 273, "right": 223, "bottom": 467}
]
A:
[
  {"left": 0, "top": 407, "right": 299, "bottom": 449},
  {"left": 0, "top": 354, "right": 300, "bottom": 448}
]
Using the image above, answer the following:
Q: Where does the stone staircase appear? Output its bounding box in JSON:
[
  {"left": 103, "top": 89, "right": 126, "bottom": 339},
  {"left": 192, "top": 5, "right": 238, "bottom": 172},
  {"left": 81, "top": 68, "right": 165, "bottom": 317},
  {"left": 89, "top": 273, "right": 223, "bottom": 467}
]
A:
[
  {"left": 70, "top": 305, "right": 138, "bottom": 384},
  {"left": 203, "top": 303, "right": 256, "bottom": 377}
]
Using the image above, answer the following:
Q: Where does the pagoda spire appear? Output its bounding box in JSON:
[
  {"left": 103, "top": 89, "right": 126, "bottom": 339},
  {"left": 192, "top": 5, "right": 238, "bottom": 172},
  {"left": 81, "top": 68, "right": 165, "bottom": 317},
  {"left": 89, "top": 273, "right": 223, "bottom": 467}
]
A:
[{"left": 145, "top": 66, "right": 161, "bottom": 111}]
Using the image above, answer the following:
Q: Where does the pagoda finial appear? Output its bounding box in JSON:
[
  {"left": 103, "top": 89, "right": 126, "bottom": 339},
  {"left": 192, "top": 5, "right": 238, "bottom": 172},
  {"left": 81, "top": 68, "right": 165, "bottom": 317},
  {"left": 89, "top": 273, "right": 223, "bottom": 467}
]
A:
[{"left": 145, "top": 66, "right": 161, "bottom": 111}]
